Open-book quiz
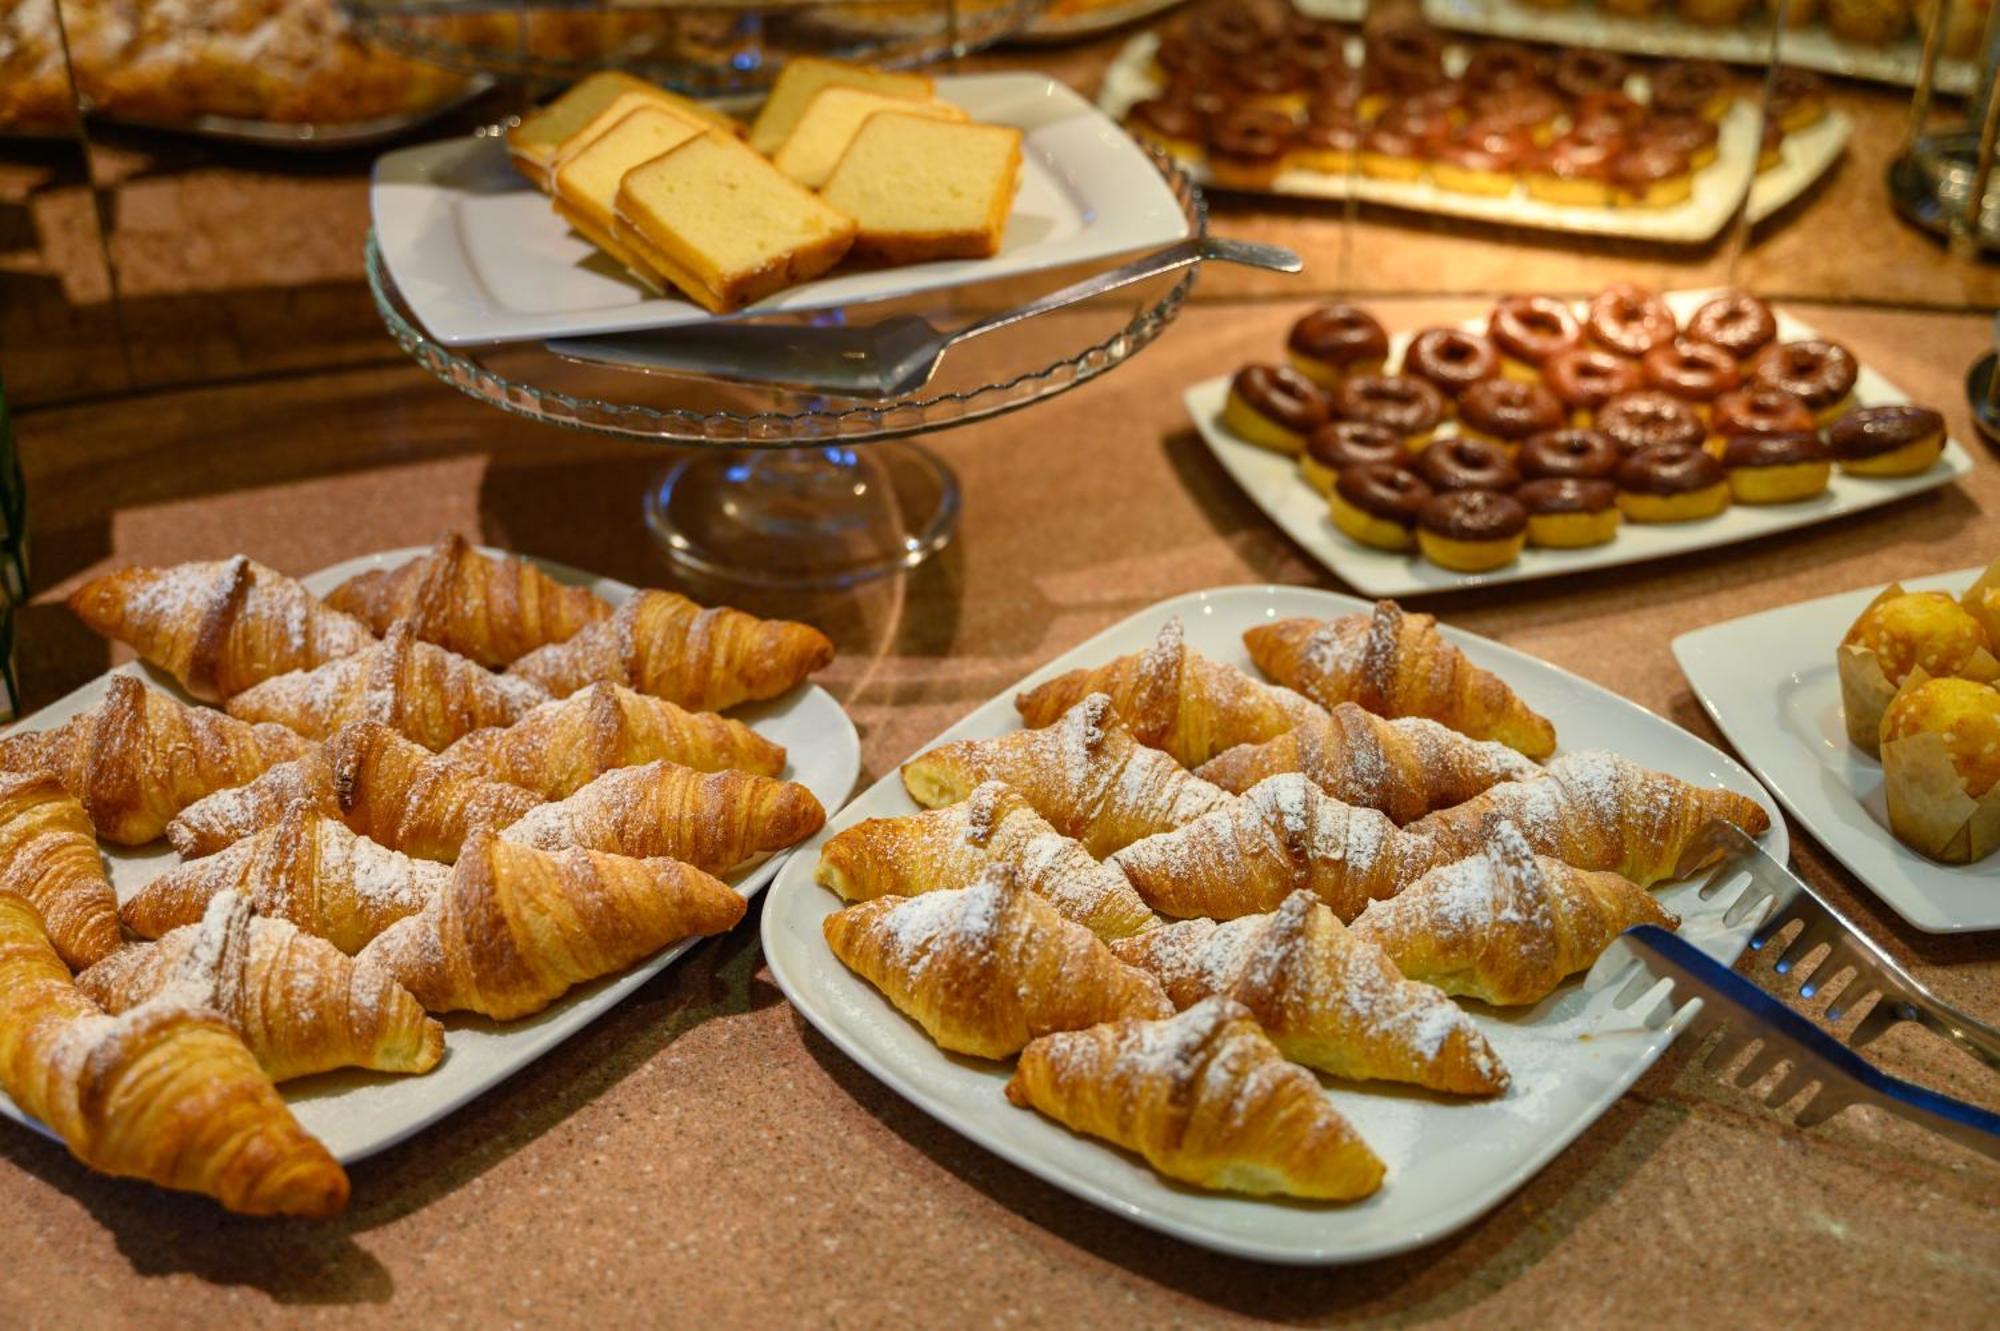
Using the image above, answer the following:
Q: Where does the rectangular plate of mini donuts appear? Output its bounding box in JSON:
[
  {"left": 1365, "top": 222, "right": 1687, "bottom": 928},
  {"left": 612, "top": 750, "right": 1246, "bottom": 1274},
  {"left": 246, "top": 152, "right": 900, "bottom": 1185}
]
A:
[
  {"left": 761, "top": 584, "right": 1786, "bottom": 1264},
  {"left": 1187, "top": 288, "right": 1974, "bottom": 598},
  {"left": 0, "top": 547, "right": 862, "bottom": 1164}
]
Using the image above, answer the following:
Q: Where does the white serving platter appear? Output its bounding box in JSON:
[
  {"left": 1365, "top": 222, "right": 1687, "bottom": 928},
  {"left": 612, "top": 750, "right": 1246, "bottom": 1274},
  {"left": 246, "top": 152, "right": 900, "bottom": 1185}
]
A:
[
  {"left": 1097, "top": 33, "right": 1850, "bottom": 241},
  {"left": 1188, "top": 289, "right": 1973, "bottom": 598},
  {"left": 1674, "top": 565, "right": 1995, "bottom": 934},
  {"left": 763, "top": 584, "right": 1785, "bottom": 1264},
  {"left": 372, "top": 73, "right": 1191, "bottom": 347},
  {"left": 0, "top": 547, "right": 862, "bottom": 1164}
]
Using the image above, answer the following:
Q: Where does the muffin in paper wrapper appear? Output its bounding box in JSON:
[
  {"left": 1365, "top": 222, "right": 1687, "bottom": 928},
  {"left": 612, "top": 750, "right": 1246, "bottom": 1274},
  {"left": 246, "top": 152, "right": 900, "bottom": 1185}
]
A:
[
  {"left": 1961, "top": 556, "right": 2000, "bottom": 653},
  {"left": 1838, "top": 561, "right": 2000, "bottom": 757},
  {"left": 1881, "top": 726, "right": 2000, "bottom": 865}
]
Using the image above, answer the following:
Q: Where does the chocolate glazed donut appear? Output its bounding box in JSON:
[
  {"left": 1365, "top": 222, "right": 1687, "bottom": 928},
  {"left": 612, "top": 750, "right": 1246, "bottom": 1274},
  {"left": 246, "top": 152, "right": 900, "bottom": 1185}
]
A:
[
  {"left": 1749, "top": 339, "right": 1859, "bottom": 411},
  {"left": 1415, "top": 436, "right": 1523, "bottom": 492},
  {"left": 1458, "top": 376, "right": 1564, "bottom": 443},
  {"left": 1585, "top": 284, "right": 1678, "bottom": 359},
  {"left": 1518, "top": 428, "right": 1621, "bottom": 480},
  {"left": 1542, "top": 347, "right": 1643, "bottom": 415},
  {"left": 1333, "top": 373, "right": 1445, "bottom": 438},
  {"left": 1596, "top": 391, "right": 1706, "bottom": 454},
  {"left": 1686, "top": 291, "right": 1777, "bottom": 359},
  {"left": 1306, "top": 421, "right": 1407, "bottom": 472},
  {"left": 1289, "top": 305, "right": 1389, "bottom": 372},
  {"left": 1417, "top": 489, "right": 1528, "bottom": 541},
  {"left": 1337, "top": 462, "right": 1433, "bottom": 524},
  {"left": 1404, "top": 328, "right": 1501, "bottom": 398},
  {"left": 1722, "top": 431, "right": 1828, "bottom": 470},
  {"left": 1552, "top": 49, "right": 1631, "bottom": 99},
  {"left": 1827, "top": 405, "right": 1944, "bottom": 459},
  {"left": 1232, "top": 364, "right": 1328, "bottom": 432},
  {"left": 1712, "top": 386, "right": 1814, "bottom": 437},
  {"left": 1642, "top": 338, "right": 1742, "bottom": 404},
  {"left": 1617, "top": 442, "right": 1725, "bottom": 495},
  {"left": 1489, "top": 295, "right": 1582, "bottom": 367}
]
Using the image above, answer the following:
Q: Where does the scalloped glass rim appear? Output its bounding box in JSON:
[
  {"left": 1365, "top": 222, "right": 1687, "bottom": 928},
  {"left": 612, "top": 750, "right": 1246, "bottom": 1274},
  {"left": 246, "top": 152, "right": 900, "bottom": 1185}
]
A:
[{"left": 365, "top": 148, "right": 1205, "bottom": 447}]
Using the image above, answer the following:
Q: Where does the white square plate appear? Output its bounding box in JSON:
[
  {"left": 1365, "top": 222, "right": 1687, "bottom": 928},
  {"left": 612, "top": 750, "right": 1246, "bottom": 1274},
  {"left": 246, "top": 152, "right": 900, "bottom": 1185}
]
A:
[
  {"left": 762, "top": 584, "right": 1784, "bottom": 1264},
  {"left": 0, "top": 548, "right": 862, "bottom": 1163},
  {"left": 1673, "top": 566, "right": 1994, "bottom": 934},
  {"left": 371, "top": 73, "right": 1192, "bottom": 347},
  {"left": 1188, "top": 290, "right": 1974, "bottom": 598}
]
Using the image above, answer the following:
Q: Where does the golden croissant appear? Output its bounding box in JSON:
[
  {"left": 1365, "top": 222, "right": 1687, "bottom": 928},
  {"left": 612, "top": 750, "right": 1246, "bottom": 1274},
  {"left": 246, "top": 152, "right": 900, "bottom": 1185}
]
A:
[
  {"left": 0, "top": 674, "right": 313, "bottom": 845},
  {"left": 1113, "top": 890, "right": 1505, "bottom": 1096},
  {"left": 67, "top": 555, "right": 376, "bottom": 701},
  {"left": 815, "top": 780, "right": 1158, "bottom": 940},
  {"left": 1404, "top": 751, "right": 1772, "bottom": 888},
  {"left": 0, "top": 772, "right": 122, "bottom": 970},
  {"left": 0, "top": 892, "right": 348, "bottom": 1217},
  {"left": 1244, "top": 602, "right": 1558, "bottom": 759},
  {"left": 124, "top": 800, "right": 450, "bottom": 954},
  {"left": 226, "top": 621, "right": 550, "bottom": 751},
  {"left": 1006, "top": 995, "right": 1385, "bottom": 1201},
  {"left": 441, "top": 682, "right": 787, "bottom": 799},
  {"left": 357, "top": 830, "right": 746, "bottom": 1020},
  {"left": 507, "top": 589, "right": 834, "bottom": 712},
  {"left": 1195, "top": 702, "right": 1541, "bottom": 824},
  {"left": 822, "top": 868, "right": 1171, "bottom": 1060},
  {"left": 1351, "top": 820, "right": 1676, "bottom": 1006},
  {"left": 78, "top": 890, "right": 444, "bottom": 1082},
  {"left": 1014, "top": 618, "right": 1323, "bottom": 768},
  {"left": 324, "top": 534, "right": 612, "bottom": 667},
  {"left": 900, "top": 694, "right": 1231, "bottom": 858},
  {"left": 1111, "top": 774, "right": 1418, "bottom": 923},
  {"left": 498, "top": 759, "right": 824, "bottom": 875}
]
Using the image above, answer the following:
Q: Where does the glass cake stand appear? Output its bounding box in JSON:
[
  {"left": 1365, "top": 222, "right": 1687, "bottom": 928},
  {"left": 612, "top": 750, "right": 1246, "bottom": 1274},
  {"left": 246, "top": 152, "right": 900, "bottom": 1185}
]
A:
[{"left": 366, "top": 149, "right": 1204, "bottom": 588}]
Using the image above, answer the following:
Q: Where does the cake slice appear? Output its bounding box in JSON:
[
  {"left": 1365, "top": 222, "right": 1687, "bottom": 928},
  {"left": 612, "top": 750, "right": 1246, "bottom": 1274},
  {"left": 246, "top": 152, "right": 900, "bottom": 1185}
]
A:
[
  {"left": 551, "top": 107, "right": 705, "bottom": 287},
  {"left": 508, "top": 72, "right": 738, "bottom": 190},
  {"left": 614, "top": 132, "right": 858, "bottom": 313},
  {"left": 551, "top": 90, "right": 704, "bottom": 174},
  {"left": 772, "top": 87, "right": 967, "bottom": 189},
  {"left": 821, "top": 114, "right": 1023, "bottom": 264},
  {"left": 747, "top": 56, "right": 934, "bottom": 156}
]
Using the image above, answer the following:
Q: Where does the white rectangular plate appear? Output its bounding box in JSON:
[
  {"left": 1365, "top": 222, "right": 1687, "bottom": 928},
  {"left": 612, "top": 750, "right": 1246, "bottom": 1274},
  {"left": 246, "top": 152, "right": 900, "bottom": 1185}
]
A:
[
  {"left": 1097, "top": 34, "right": 1849, "bottom": 240},
  {"left": 372, "top": 73, "right": 1192, "bottom": 347},
  {"left": 762, "top": 584, "right": 1784, "bottom": 1264},
  {"left": 1674, "top": 566, "right": 1993, "bottom": 934},
  {"left": 0, "top": 548, "right": 862, "bottom": 1163},
  {"left": 1189, "top": 289, "right": 1973, "bottom": 598}
]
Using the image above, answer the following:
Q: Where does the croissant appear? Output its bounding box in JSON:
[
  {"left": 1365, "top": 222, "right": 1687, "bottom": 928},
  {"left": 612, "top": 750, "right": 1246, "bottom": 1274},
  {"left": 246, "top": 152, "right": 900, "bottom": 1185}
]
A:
[
  {"left": 1015, "top": 618, "right": 1323, "bottom": 768},
  {"left": 1403, "top": 751, "right": 1773, "bottom": 888},
  {"left": 1195, "top": 702, "right": 1541, "bottom": 824},
  {"left": 822, "top": 868, "right": 1172, "bottom": 1059},
  {"left": 0, "top": 674, "right": 313, "bottom": 845},
  {"left": 1111, "top": 774, "right": 1418, "bottom": 923},
  {"left": 1005, "top": 995, "right": 1385, "bottom": 1201},
  {"left": 124, "top": 800, "right": 450, "bottom": 954},
  {"left": 357, "top": 830, "right": 746, "bottom": 1020},
  {"left": 1244, "top": 603, "right": 1558, "bottom": 759},
  {"left": 498, "top": 759, "right": 825, "bottom": 875},
  {"left": 1351, "top": 820, "right": 1676, "bottom": 1006},
  {"left": 67, "top": 555, "right": 375, "bottom": 701},
  {"left": 226, "top": 621, "right": 550, "bottom": 751},
  {"left": 0, "top": 773, "right": 122, "bottom": 969},
  {"left": 441, "top": 682, "right": 787, "bottom": 799},
  {"left": 507, "top": 589, "right": 835, "bottom": 712},
  {"left": 0, "top": 893, "right": 348, "bottom": 1216},
  {"left": 78, "top": 891, "right": 443, "bottom": 1082},
  {"left": 1112, "top": 890, "right": 1505, "bottom": 1096},
  {"left": 324, "top": 534, "right": 612, "bottom": 667},
  {"left": 816, "top": 780, "right": 1158, "bottom": 940},
  {"left": 900, "top": 694, "right": 1231, "bottom": 858}
]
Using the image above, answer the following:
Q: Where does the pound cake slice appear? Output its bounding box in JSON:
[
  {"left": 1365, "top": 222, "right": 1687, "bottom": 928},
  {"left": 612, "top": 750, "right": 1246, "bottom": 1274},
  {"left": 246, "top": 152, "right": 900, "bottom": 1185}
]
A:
[
  {"left": 509, "top": 72, "right": 737, "bottom": 190},
  {"left": 822, "top": 114, "right": 1023, "bottom": 264},
  {"left": 748, "top": 56, "right": 934, "bottom": 155},
  {"left": 772, "top": 87, "right": 967, "bottom": 189},
  {"left": 552, "top": 107, "right": 706, "bottom": 288},
  {"left": 614, "top": 132, "right": 858, "bottom": 313}
]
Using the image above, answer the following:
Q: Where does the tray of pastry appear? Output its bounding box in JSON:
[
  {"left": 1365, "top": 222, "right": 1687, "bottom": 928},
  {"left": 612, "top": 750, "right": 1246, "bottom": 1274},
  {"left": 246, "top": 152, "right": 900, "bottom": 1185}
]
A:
[
  {"left": 1188, "top": 286, "right": 1973, "bottom": 598},
  {"left": 0, "top": 540, "right": 859, "bottom": 1216},
  {"left": 762, "top": 587, "right": 1783, "bottom": 1263},
  {"left": 1422, "top": 0, "right": 1982, "bottom": 97},
  {"left": 1098, "top": 19, "right": 1849, "bottom": 241}
]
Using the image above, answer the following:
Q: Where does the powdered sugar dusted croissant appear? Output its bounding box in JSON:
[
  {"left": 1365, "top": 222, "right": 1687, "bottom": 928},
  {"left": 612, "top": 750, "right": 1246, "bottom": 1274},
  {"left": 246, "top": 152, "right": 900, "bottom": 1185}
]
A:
[{"left": 0, "top": 771, "right": 122, "bottom": 969}]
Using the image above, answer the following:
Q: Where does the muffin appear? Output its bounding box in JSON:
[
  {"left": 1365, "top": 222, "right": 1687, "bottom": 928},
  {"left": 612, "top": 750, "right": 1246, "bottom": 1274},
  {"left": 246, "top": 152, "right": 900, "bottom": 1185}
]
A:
[
  {"left": 1879, "top": 674, "right": 2000, "bottom": 864},
  {"left": 1838, "top": 586, "right": 2000, "bottom": 755}
]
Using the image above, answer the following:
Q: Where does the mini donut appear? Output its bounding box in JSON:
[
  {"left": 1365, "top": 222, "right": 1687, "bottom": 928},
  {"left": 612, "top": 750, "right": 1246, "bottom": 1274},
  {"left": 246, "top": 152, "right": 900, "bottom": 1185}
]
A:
[
  {"left": 1404, "top": 328, "right": 1502, "bottom": 400},
  {"left": 1365, "top": 24, "right": 1448, "bottom": 96},
  {"left": 1827, "top": 405, "right": 1946, "bottom": 477},
  {"left": 1615, "top": 443, "right": 1731, "bottom": 522},
  {"left": 1488, "top": 295, "right": 1583, "bottom": 379},
  {"left": 1430, "top": 123, "right": 1530, "bottom": 196},
  {"left": 1468, "top": 88, "right": 1564, "bottom": 139},
  {"left": 1415, "top": 436, "right": 1523, "bottom": 493},
  {"left": 1187, "top": 3, "right": 1270, "bottom": 57},
  {"left": 1552, "top": 49, "right": 1632, "bottom": 99},
  {"left": 1358, "top": 119, "right": 1428, "bottom": 181},
  {"left": 1232, "top": 60, "right": 1309, "bottom": 115},
  {"left": 1721, "top": 431, "right": 1832, "bottom": 504},
  {"left": 1206, "top": 106, "right": 1296, "bottom": 191},
  {"left": 1712, "top": 386, "right": 1814, "bottom": 438},
  {"left": 1457, "top": 376, "right": 1565, "bottom": 451},
  {"left": 1642, "top": 338, "right": 1743, "bottom": 411},
  {"left": 1597, "top": 390, "right": 1707, "bottom": 455},
  {"left": 1310, "top": 64, "right": 1365, "bottom": 112},
  {"left": 1416, "top": 490, "right": 1529, "bottom": 572},
  {"left": 1585, "top": 284, "right": 1678, "bottom": 359},
  {"left": 1223, "top": 363, "right": 1330, "bottom": 454},
  {"left": 1126, "top": 96, "right": 1208, "bottom": 161},
  {"left": 1462, "top": 41, "right": 1544, "bottom": 93},
  {"left": 1650, "top": 58, "right": 1733, "bottom": 119},
  {"left": 1331, "top": 463, "right": 1433, "bottom": 552},
  {"left": 1287, "top": 305, "right": 1390, "bottom": 389},
  {"left": 1522, "top": 135, "right": 1619, "bottom": 207},
  {"left": 1517, "top": 477, "right": 1621, "bottom": 548},
  {"left": 1292, "top": 107, "right": 1362, "bottom": 174},
  {"left": 1686, "top": 291, "right": 1778, "bottom": 359},
  {"left": 1574, "top": 90, "right": 1648, "bottom": 135},
  {"left": 1542, "top": 347, "right": 1644, "bottom": 423},
  {"left": 1749, "top": 339, "right": 1860, "bottom": 424},
  {"left": 1770, "top": 66, "right": 1828, "bottom": 133},
  {"left": 1612, "top": 142, "right": 1694, "bottom": 208},
  {"left": 1301, "top": 421, "right": 1407, "bottom": 495},
  {"left": 1287, "top": 22, "right": 1349, "bottom": 82},
  {"left": 1642, "top": 113, "right": 1721, "bottom": 170},
  {"left": 1518, "top": 428, "right": 1622, "bottom": 480},
  {"left": 1333, "top": 373, "right": 1446, "bottom": 448}
]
